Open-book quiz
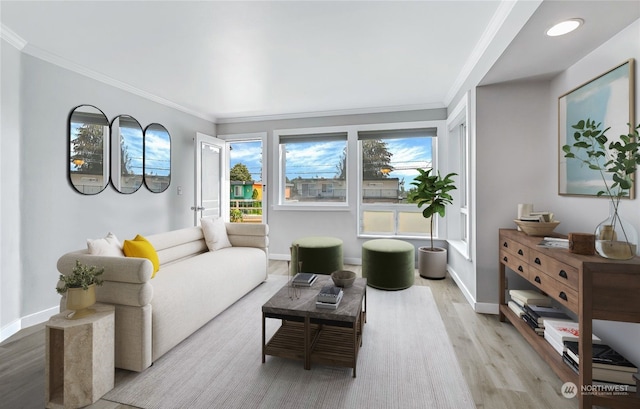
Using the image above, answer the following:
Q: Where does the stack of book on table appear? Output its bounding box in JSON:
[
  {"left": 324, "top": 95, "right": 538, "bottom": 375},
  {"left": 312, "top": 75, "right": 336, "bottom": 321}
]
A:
[
  {"left": 316, "top": 285, "right": 343, "bottom": 310},
  {"left": 563, "top": 341, "right": 638, "bottom": 391},
  {"left": 292, "top": 272, "right": 318, "bottom": 287},
  {"left": 508, "top": 290, "right": 570, "bottom": 336},
  {"left": 544, "top": 319, "right": 601, "bottom": 355}
]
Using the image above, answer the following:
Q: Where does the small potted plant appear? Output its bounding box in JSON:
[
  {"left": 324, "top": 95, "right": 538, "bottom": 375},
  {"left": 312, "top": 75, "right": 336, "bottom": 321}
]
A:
[
  {"left": 56, "top": 260, "right": 104, "bottom": 319},
  {"left": 408, "top": 168, "right": 457, "bottom": 279}
]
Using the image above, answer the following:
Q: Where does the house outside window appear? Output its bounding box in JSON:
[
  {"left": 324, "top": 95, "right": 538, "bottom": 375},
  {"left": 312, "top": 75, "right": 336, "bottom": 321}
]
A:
[
  {"left": 277, "top": 130, "right": 348, "bottom": 206},
  {"left": 358, "top": 127, "right": 437, "bottom": 237}
]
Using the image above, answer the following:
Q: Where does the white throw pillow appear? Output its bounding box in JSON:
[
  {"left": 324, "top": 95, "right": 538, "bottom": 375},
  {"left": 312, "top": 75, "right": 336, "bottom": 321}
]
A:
[
  {"left": 201, "top": 217, "right": 232, "bottom": 251},
  {"left": 87, "top": 232, "right": 124, "bottom": 256}
]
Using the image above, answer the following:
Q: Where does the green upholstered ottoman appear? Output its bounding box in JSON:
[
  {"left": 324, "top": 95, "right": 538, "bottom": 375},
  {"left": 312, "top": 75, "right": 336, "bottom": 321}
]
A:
[
  {"left": 290, "top": 236, "right": 343, "bottom": 275},
  {"left": 362, "top": 239, "right": 415, "bottom": 290}
]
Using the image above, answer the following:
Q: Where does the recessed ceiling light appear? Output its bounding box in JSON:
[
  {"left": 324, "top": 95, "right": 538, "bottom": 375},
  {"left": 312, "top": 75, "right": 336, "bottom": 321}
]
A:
[{"left": 546, "top": 19, "right": 583, "bottom": 37}]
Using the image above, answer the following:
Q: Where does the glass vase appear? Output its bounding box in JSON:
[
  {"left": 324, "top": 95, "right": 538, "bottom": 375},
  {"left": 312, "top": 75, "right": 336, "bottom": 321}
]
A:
[{"left": 594, "top": 201, "right": 638, "bottom": 260}]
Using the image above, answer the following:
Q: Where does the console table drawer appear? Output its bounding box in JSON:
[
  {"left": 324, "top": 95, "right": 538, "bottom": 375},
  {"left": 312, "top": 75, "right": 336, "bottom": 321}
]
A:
[
  {"left": 530, "top": 266, "right": 578, "bottom": 311},
  {"left": 500, "top": 249, "right": 529, "bottom": 279},
  {"left": 529, "top": 251, "right": 578, "bottom": 290},
  {"left": 500, "top": 237, "right": 529, "bottom": 262}
]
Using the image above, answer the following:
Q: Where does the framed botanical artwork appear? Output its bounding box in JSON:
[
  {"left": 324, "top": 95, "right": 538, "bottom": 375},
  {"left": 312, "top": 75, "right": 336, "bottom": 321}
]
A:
[{"left": 558, "top": 59, "right": 635, "bottom": 197}]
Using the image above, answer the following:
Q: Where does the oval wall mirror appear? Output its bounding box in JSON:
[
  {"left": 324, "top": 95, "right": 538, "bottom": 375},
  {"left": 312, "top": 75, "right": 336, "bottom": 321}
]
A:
[
  {"left": 111, "top": 115, "right": 144, "bottom": 194},
  {"left": 143, "top": 123, "right": 171, "bottom": 193},
  {"left": 69, "top": 105, "right": 110, "bottom": 195}
]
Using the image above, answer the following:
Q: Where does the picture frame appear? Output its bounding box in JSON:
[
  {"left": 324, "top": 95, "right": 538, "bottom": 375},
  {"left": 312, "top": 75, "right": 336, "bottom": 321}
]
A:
[{"left": 558, "top": 59, "right": 635, "bottom": 197}]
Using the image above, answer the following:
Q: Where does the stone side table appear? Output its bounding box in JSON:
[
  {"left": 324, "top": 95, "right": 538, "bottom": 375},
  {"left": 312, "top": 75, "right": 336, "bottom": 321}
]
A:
[{"left": 45, "top": 303, "right": 115, "bottom": 409}]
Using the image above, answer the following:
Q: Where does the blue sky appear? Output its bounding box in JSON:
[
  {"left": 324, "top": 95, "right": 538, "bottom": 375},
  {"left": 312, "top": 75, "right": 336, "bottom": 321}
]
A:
[
  {"left": 143, "top": 127, "right": 170, "bottom": 176},
  {"left": 120, "top": 127, "right": 143, "bottom": 175},
  {"left": 229, "top": 138, "right": 432, "bottom": 190}
]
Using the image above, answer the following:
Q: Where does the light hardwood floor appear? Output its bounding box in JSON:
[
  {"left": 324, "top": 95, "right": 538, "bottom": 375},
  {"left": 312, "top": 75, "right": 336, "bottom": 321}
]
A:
[{"left": 0, "top": 261, "right": 578, "bottom": 409}]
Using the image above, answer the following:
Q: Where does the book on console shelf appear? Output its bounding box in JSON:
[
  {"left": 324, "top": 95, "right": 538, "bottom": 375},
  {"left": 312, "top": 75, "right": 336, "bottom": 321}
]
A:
[
  {"left": 547, "top": 334, "right": 566, "bottom": 355},
  {"left": 523, "top": 304, "right": 571, "bottom": 326},
  {"left": 508, "top": 300, "right": 526, "bottom": 318},
  {"left": 521, "top": 314, "right": 545, "bottom": 336},
  {"left": 509, "top": 289, "right": 553, "bottom": 307},
  {"left": 292, "top": 272, "right": 318, "bottom": 287},
  {"left": 564, "top": 341, "right": 638, "bottom": 373},
  {"left": 537, "top": 237, "right": 570, "bottom": 249},
  {"left": 544, "top": 319, "right": 601, "bottom": 355},
  {"left": 563, "top": 351, "right": 637, "bottom": 386}
]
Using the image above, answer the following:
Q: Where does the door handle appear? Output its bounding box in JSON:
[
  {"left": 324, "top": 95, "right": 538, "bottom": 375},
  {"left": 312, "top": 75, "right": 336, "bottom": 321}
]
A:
[{"left": 190, "top": 206, "right": 205, "bottom": 211}]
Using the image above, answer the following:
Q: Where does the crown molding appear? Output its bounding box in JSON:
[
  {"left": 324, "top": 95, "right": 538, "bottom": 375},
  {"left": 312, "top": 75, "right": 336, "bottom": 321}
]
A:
[
  {"left": 1, "top": 24, "right": 217, "bottom": 123},
  {"left": 0, "top": 24, "right": 27, "bottom": 50},
  {"left": 215, "top": 102, "right": 445, "bottom": 124},
  {"left": 444, "top": 0, "right": 517, "bottom": 106}
]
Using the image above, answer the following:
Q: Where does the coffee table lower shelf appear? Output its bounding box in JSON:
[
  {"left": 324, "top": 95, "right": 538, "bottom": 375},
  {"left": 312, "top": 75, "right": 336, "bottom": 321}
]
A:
[{"left": 263, "top": 319, "right": 362, "bottom": 377}]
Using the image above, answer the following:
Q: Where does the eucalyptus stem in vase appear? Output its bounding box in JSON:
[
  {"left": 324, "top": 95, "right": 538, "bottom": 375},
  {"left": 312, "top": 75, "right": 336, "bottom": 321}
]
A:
[{"left": 562, "top": 119, "right": 640, "bottom": 259}]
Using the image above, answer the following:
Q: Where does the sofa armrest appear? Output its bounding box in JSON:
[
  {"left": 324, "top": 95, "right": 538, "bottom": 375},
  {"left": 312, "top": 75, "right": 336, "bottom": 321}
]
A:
[
  {"left": 57, "top": 250, "right": 154, "bottom": 372},
  {"left": 226, "top": 223, "right": 269, "bottom": 250},
  {"left": 57, "top": 250, "right": 153, "bottom": 283}
]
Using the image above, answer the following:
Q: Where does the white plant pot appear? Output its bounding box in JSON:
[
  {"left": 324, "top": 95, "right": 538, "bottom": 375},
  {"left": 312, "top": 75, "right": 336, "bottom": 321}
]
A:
[{"left": 418, "top": 246, "right": 447, "bottom": 279}]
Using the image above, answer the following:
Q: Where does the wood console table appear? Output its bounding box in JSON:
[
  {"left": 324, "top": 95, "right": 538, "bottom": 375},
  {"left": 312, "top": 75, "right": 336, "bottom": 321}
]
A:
[{"left": 498, "top": 229, "right": 640, "bottom": 409}]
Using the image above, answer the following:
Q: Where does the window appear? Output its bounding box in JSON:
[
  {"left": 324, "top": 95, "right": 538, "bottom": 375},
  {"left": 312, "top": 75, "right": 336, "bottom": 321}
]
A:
[
  {"left": 358, "top": 127, "right": 437, "bottom": 237},
  {"left": 447, "top": 94, "right": 471, "bottom": 259},
  {"left": 277, "top": 131, "right": 348, "bottom": 206}
]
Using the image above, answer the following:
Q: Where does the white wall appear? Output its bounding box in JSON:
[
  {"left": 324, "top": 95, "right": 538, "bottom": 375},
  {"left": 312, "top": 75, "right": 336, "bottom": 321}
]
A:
[
  {"left": 1, "top": 39, "right": 22, "bottom": 334},
  {"left": 0, "top": 48, "right": 216, "bottom": 340},
  {"left": 547, "top": 19, "right": 640, "bottom": 366},
  {"left": 464, "top": 19, "right": 640, "bottom": 365},
  {"left": 475, "top": 79, "right": 554, "bottom": 304}
]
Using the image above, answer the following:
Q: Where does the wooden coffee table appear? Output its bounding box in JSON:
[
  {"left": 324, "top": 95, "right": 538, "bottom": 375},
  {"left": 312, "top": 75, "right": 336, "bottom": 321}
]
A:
[{"left": 262, "top": 275, "right": 367, "bottom": 377}]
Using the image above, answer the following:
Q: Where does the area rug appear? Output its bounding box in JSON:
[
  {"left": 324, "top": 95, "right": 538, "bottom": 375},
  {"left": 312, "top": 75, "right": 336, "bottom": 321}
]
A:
[{"left": 104, "top": 275, "right": 475, "bottom": 409}]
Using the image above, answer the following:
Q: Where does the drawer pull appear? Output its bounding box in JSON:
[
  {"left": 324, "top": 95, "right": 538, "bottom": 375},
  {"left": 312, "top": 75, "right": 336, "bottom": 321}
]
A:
[
  {"left": 503, "top": 242, "right": 508, "bottom": 248},
  {"left": 518, "top": 266, "right": 524, "bottom": 272},
  {"left": 559, "top": 291, "right": 568, "bottom": 301},
  {"left": 503, "top": 256, "right": 508, "bottom": 262},
  {"left": 518, "top": 249, "right": 524, "bottom": 256},
  {"left": 534, "top": 257, "right": 541, "bottom": 265},
  {"left": 559, "top": 270, "right": 568, "bottom": 279},
  {"left": 534, "top": 276, "right": 541, "bottom": 284}
]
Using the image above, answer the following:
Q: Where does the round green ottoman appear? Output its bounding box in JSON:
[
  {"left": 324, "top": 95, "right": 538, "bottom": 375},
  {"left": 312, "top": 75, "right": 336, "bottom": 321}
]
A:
[
  {"left": 290, "top": 236, "right": 343, "bottom": 275},
  {"left": 362, "top": 239, "right": 415, "bottom": 290}
]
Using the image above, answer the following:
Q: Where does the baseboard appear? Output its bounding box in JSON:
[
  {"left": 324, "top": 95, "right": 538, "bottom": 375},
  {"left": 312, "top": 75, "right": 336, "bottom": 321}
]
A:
[
  {"left": 269, "top": 253, "right": 289, "bottom": 261},
  {"left": 474, "top": 302, "right": 499, "bottom": 314},
  {"left": 0, "top": 319, "right": 21, "bottom": 343},
  {"left": 0, "top": 305, "right": 58, "bottom": 343},
  {"left": 447, "top": 265, "right": 498, "bottom": 315}
]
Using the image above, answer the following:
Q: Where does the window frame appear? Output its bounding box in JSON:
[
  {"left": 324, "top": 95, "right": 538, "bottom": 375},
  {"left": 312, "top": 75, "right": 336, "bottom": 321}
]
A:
[
  {"left": 355, "top": 120, "right": 445, "bottom": 239},
  {"left": 446, "top": 94, "right": 471, "bottom": 260},
  {"left": 273, "top": 126, "right": 350, "bottom": 211}
]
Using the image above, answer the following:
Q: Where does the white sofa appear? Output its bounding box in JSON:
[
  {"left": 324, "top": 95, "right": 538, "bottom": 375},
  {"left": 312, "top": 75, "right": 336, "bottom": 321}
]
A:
[{"left": 56, "top": 223, "right": 269, "bottom": 372}]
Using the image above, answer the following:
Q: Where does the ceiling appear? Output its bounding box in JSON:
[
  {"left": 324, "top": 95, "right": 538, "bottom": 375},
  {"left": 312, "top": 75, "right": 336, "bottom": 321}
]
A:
[{"left": 1, "top": 1, "right": 639, "bottom": 122}]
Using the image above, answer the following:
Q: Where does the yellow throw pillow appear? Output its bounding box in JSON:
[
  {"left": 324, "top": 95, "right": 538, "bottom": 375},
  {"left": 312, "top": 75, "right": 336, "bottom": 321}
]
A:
[{"left": 123, "top": 234, "right": 160, "bottom": 278}]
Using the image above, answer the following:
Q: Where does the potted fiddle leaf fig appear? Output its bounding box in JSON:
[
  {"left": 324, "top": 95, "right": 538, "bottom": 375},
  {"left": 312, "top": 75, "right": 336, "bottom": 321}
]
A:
[
  {"left": 56, "top": 260, "right": 104, "bottom": 319},
  {"left": 409, "top": 168, "right": 457, "bottom": 279}
]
